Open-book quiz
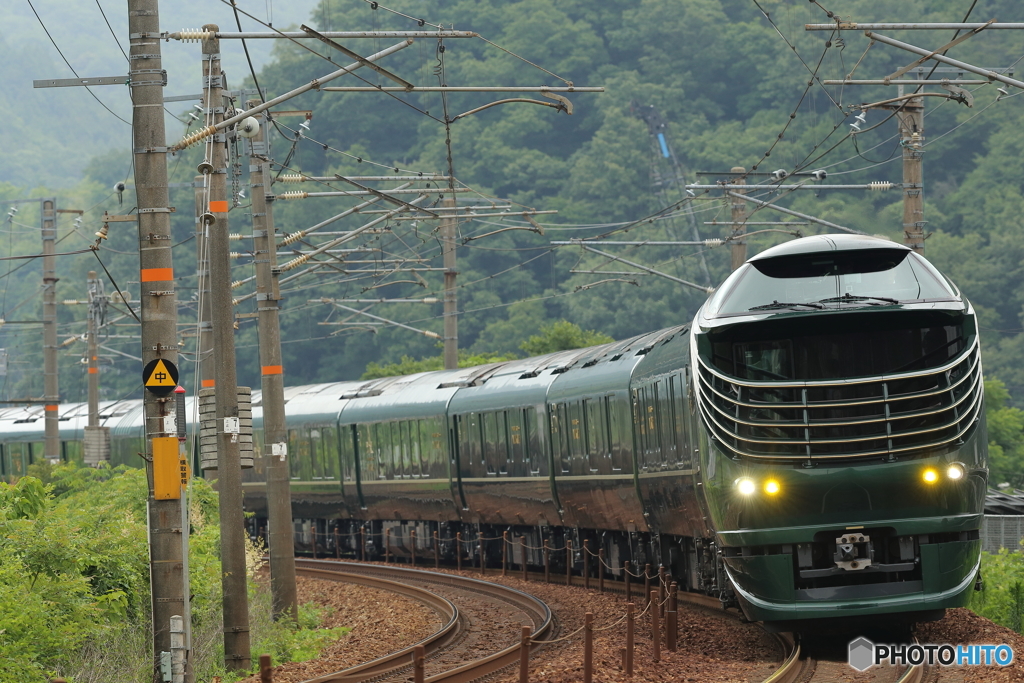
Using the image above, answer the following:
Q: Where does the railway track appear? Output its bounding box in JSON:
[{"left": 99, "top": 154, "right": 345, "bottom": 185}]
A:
[
  {"left": 294, "top": 559, "right": 553, "bottom": 683},
  {"left": 293, "top": 559, "right": 930, "bottom": 683}
]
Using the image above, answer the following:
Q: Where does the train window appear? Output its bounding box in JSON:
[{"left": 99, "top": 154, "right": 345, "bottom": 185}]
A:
[
  {"left": 674, "top": 375, "right": 692, "bottom": 469},
  {"left": 551, "top": 404, "right": 570, "bottom": 474},
  {"left": 374, "top": 423, "right": 391, "bottom": 480},
  {"left": 568, "top": 402, "right": 585, "bottom": 472},
  {"left": 288, "top": 428, "right": 308, "bottom": 480},
  {"left": 357, "top": 424, "right": 377, "bottom": 481},
  {"left": 29, "top": 442, "right": 43, "bottom": 466},
  {"left": 648, "top": 385, "right": 663, "bottom": 465},
  {"left": 321, "top": 426, "right": 340, "bottom": 480},
  {"left": 310, "top": 428, "right": 324, "bottom": 480},
  {"left": 458, "top": 413, "right": 483, "bottom": 477},
  {"left": 508, "top": 410, "right": 525, "bottom": 475},
  {"left": 631, "top": 390, "right": 645, "bottom": 468},
  {"left": 404, "top": 421, "right": 420, "bottom": 478},
  {"left": 422, "top": 417, "right": 446, "bottom": 479},
  {"left": 606, "top": 396, "right": 628, "bottom": 473},
  {"left": 585, "top": 399, "right": 607, "bottom": 474},
  {"left": 498, "top": 412, "right": 511, "bottom": 475},
  {"left": 664, "top": 378, "right": 679, "bottom": 458},
  {"left": 525, "top": 407, "right": 544, "bottom": 476},
  {"left": 9, "top": 443, "right": 25, "bottom": 476},
  {"left": 340, "top": 425, "right": 356, "bottom": 481},
  {"left": 487, "top": 411, "right": 503, "bottom": 475},
  {"left": 63, "top": 440, "right": 83, "bottom": 466}
]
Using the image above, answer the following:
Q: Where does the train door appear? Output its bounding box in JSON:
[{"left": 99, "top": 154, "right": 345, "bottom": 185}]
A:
[{"left": 449, "top": 415, "right": 468, "bottom": 510}]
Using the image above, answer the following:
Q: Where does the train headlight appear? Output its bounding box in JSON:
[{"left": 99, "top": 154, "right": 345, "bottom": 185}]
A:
[
  {"left": 764, "top": 479, "right": 781, "bottom": 496},
  {"left": 922, "top": 468, "right": 939, "bottom": 484},
  {"left": 736, "top": 478, "right": 756, "bottom": 496},
  {"left": 946, "top": 463, "right": 965, "bottom": 481}
]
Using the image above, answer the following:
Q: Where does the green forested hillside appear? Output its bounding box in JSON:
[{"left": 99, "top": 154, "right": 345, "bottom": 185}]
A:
[{"left": 3, "top": 0, "right": 1024, "bottom": 423}]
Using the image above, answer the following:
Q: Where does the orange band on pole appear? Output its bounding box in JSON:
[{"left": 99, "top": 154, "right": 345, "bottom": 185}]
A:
[
  {"left": 261, "top": 365, "right": 283, "bottom": 375},
  {"left": 201, "top": 379, "right": 215, "bottom": 388},
  {"left": 45, "top": 405, "right": 58, "bottom": 412},
  {"left": 88, "top": 368, "right": 98, "bottom": 374},
  {"left": 209, "top": 200, "right": 229, "bottom": 213},
  {"left": 141, "top": 267, "right": 174, "bottom": 282}
]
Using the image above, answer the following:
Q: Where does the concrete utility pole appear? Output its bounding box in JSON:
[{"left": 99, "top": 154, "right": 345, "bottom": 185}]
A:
[
  {"left": 127, "top": 0, "right": 189, "bottom": 676},
  {"left": 247, "top": 105, "right": 298, "bottom": 620},
  {"left": 194, "top": 176, "right": 214, "bottom": 388},
  {"left": 729, "top": 167, "right": 748, "bottom": 271},
  {"left": 441, "top": 197, "right": 458, "bottom": 369},
  {"left": 84, "top": 270, "right": 110, "bottom": 466},
  {"left": 898, "top": 97, "right": 925, "bottom": 253},
  {"left": 86, "top": 271, "right": 101, "bottom": 427},
  {"left": 41, "top": 199, "right": 59, "bottom": 462},
  {"left": 200, "top": 25, "right": 251, "bottom": 673}
]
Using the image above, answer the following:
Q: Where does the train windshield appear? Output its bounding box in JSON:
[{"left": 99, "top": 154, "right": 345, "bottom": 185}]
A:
[{"left": 707, "top": 248, "right": 957, "bottom": 317}]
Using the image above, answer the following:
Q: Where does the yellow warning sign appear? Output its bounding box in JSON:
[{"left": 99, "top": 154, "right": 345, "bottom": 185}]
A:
[{"left": 143, "top": 358, "right": 178, "bottom": 396}]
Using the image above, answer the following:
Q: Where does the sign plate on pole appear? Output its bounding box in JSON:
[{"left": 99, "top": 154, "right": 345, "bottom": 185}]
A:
[{"left": 143, "top": 358, "right": 179, "bottom": 396}]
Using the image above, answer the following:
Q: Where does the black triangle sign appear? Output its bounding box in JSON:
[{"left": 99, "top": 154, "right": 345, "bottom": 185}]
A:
[{"left": 143, "top": 358, "right": 178, "bottom": 396}]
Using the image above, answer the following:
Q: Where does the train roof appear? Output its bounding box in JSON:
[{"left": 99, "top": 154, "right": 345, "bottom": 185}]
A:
[{"left": 748, "top": 234, "right": 905, "bottom": 261}]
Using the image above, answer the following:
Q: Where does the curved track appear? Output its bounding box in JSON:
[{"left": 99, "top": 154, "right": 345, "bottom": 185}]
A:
[
  {"left": 293, "top": 559, "right": 937, "bottom": 683},
  {"left": 294, "top": 559, "right": 553, "bottom": 683}
]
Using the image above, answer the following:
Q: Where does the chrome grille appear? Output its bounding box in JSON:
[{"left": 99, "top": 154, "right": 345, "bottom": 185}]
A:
[{"left": 694, "top": 337, "right": 982, "bottom": 460}]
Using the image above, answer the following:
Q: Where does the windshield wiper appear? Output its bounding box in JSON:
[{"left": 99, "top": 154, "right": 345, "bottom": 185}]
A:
[
  {"left": 817, "top": 293, "right": 901, "bottom": 306},
  {"left": 748, "top": 300, "right": 824, "bottom": 311}
]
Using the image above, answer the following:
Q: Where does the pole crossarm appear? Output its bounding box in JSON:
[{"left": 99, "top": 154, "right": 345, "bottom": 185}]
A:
[
  {"left": 566, "top": 243, "right": 714, "bottom": 294},
  {"left": 685, "top": 183, "right": 894, "bottom": 191},
  {"left": 823, "top": 79, "right": 991, "bottom": 85},
  {"left": 170, "top": 39, "right": 414, "bottom": 151},
  {"left": 726, "top": 191, "right": 866, "bottom": 235},
  {"left": 322, "top": 86, "right": 604, "bottom": 93},
  {"left": 864, "top": 32, "right": 1024, "bottom": 91},
  {"left": 174, "top": 30, "right": 480, "bottom": 39},
  {"left": 276, "top": 187, "right": 470, "bottom": 199},
  {"left": 276, "top": 174, "right": 451, "bottom": 182},
  {"left": 807, "top": 22, "right": 1024, "bottom": 31}
]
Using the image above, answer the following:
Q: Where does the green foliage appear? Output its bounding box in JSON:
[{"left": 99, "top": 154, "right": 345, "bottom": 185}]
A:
[
  {"left": 519, "top": 320, "right": 614, "bottom": 356},
  {"left": 0, "top": 463, "right": 351, "bottom": 682},
  {"left": 362, "top": 350, "right": 520, "bottom": 380},
  {"left": 985, "top": 379, "right": 1024, "bottom": 489},
  {"left": 972, "top": 548, "right": 1024, "bottom": 634}
]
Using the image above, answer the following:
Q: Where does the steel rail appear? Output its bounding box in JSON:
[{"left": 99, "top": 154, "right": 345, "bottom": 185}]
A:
[
  {"left": 294, "top": 560, "right": 554, "bottom": 683},
  {"left": 293, "top": 565, "right": 460, "bottom": 683}
]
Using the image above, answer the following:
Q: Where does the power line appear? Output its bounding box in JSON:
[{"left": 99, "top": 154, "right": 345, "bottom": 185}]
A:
[{"left": 25, "top": 0, "right": 130, "bottom": 126}]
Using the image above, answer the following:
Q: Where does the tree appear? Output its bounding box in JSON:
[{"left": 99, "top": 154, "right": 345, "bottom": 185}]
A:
[
  {"left": 985, "top": 378, "right": 1024, "bottom": 489},
  {"left": 361, "top": 350, "right": 520, "bottom": 380},
  {"left": 519, "top": 320, "right": 614, "bottom": 356}
]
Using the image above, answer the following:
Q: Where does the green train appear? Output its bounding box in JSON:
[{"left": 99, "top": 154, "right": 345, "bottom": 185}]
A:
[{"left": 0, "top": 234, "right": 985, "bottom": 630}]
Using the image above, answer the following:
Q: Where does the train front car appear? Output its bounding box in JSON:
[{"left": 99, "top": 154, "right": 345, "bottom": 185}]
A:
[{"left": 691, "top": 234, "right": 986, "bottom": 631}]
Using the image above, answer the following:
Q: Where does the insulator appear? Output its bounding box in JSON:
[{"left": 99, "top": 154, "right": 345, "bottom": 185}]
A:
[
  {"left": 229, "top": 233, "right": 244, "bottom": 240},
  {"left": 703, "top": 238, "right": 724, "bottom": 247},
  {"left": 177, "top": 28, "right": 214, "bottom": 42},
  {"left": 279, "top": 232, "right": 304, "bottom": 246},
  {"left": 868, "top": 181, "right": 893, "bottom": 192},
  {"left": 230, "top": 279, "right": 247, "bottom": 290},
  {"left": 277, "top": 174, "right": 304, "bottom": 183},
  {"left": 278, "top": 191, "right": 308, "bottom": 200},
  {"left": 229, "top": 252, "right": 245, "bottom": 259},
  {"left": 62, "top": 299, "right": 81, "bottom": 305},
  {"left": 177, "top": 125, "right": 217, "bottom": 150}
]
